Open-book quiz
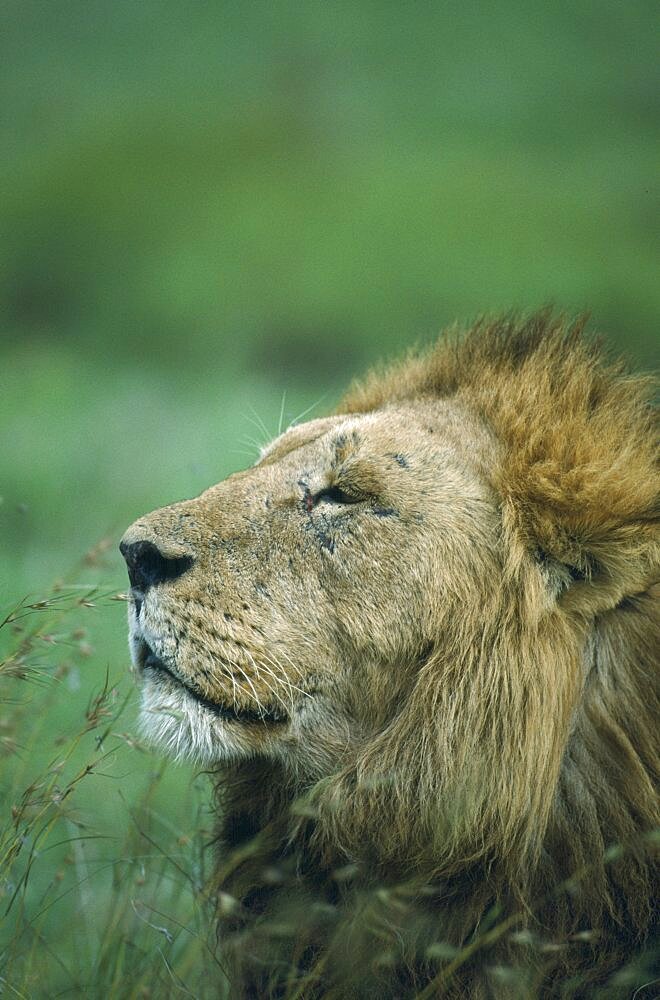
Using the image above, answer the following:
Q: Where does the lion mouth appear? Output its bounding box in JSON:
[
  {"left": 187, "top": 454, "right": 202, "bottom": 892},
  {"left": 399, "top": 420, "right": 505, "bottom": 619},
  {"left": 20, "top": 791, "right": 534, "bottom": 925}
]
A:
[{"left": 137, "top": 639, "right": 287, "bottom": 726}]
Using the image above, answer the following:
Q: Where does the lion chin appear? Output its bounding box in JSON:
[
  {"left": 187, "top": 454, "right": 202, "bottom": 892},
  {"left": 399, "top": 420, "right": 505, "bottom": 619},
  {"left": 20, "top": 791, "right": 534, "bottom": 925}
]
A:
[
  {"left": 129, "top": 624, "right": 290, "bottom": 764},
  {"left": 120, "top": 312, "right": 658, "bottom": 999}
]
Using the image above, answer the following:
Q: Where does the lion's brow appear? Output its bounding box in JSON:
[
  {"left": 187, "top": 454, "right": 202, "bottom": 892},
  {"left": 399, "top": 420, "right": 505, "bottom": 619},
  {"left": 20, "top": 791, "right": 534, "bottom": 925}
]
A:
[
  {"left": 332, "top": 431, "right": 360, "bottom": 464},
  {"left": 259, "top": 429, "right": 329, "bottom": 465}
]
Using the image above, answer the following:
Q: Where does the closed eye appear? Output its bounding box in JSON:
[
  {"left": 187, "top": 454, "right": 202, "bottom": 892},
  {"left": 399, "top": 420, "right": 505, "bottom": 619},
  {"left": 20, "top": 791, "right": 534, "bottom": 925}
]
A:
[{"left": 312, "top": 484, "right": 366, "bottom": 507}]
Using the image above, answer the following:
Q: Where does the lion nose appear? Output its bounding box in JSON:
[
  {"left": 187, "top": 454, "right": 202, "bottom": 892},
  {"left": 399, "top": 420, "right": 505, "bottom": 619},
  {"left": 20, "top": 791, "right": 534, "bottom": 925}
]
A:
[{"left": 119, "top": 539, "right": 194, "bottom": 592}]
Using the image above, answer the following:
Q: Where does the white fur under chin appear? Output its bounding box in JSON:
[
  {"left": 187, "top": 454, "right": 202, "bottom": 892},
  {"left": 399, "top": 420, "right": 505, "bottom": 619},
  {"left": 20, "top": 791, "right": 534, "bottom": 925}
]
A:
[{"left": 139, "top": 675, "right": 250, "bottom": 765}]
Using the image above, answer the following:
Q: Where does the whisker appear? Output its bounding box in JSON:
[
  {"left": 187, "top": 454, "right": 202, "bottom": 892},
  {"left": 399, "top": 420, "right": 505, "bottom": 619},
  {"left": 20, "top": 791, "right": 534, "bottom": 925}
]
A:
[
  {"left": 239, "top": 433, "right": 264, "bottom": 453},
  {"left": 260, "top": 650, "right": 311, "bottom": 702},
  {"left": 245, "top": 404, "right": 271, "bottom": 442},
  {"left": 230, "top": 661, "right": 268, "bottom": 718},
  {"left": 251, "top": 653, "right": 296, "bottom": 715},
  {"left": 267, "top": 645, "right": 308, "bottom": 686},
  {"left": 225, "top": 668, "right": 239, "bottom": 712},
  {"left": 243, "top": 649, "right": 293, "bottom": 717},
  {"left": 277, "top": 390, "right": 287, "bottom": 437},
  {"left": 229, "top": 447, "right": 262, "bottom": 461},
  {"left": 289, "top": 392, "right": 329, "bottom": 428}
]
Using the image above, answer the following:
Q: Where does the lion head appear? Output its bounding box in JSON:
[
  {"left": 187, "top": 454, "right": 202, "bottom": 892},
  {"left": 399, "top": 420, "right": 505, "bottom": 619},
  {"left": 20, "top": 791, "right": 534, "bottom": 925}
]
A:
[
  {"left": 120, "top": 313, "right": 658, "bottom": 995},
  {"left": 119, "top": 394, "right": 498, "bottom": 772}
]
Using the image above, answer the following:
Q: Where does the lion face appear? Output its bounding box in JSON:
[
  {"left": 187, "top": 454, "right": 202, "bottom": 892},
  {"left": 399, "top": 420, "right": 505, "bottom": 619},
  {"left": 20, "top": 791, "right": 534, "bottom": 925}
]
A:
[{"left": 120, "top": 399, "right": 498, "bottom": 770}]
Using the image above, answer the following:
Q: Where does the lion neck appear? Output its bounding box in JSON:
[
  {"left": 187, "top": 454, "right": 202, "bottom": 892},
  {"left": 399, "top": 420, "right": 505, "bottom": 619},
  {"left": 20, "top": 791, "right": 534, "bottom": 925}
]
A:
[{"left": 212, "top": 587, "right": 657, "bottom": 941}]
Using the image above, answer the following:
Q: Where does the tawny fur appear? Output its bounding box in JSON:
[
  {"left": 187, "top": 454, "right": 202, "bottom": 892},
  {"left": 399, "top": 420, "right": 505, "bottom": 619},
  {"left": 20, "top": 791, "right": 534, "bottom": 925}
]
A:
[{"left": 121, "top": 312, "right": 659, "bottom": 998}]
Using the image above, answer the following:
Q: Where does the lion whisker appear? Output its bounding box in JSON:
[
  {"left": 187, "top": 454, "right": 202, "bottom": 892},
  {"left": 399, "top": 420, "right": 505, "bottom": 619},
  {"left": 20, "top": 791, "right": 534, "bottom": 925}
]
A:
[
  {"left": 265, "top": 645, "right": 307, "bottom": 686},
  {"left": 246, "top": 652, "right": 293, "bottom": 712},
  {"left": 243, "top": 649, "right": 294, "bottom": 717},
  {"left": 260, "top": 650, "right": 310, "bottom": 710},
  {"left": 226, "top": 669, "right": 240, "bottom": 712},
  {"left": 288, "top": 391, "right": 328, "bottom": 428},
  {"left": 229, "top": 660, "right": 269, "bottom": 719},
  {"left": 259, "top": 650, "right": 312, "bottom": 703},
  {"left": 244, "top": 404, "right": 271, "bottom": 444},
  {"left": 277, "top": 389, "right": 287, "bottom": 437}
]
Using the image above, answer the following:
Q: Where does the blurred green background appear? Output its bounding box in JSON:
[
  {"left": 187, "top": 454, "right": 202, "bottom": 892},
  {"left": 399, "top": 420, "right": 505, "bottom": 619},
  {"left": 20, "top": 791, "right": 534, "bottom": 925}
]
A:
[
  {"left": 0, "top": 3, "right": 658, "bottom": 992},
  {"left": 2, "top": 0, "right": 659, "bottom": 598}
]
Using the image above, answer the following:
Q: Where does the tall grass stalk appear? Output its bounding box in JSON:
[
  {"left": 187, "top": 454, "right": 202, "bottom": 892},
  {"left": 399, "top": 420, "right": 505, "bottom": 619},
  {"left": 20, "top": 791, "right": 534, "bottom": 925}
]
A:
[{"left": 0, "top": 572, "right": 225, "bottom": 999}]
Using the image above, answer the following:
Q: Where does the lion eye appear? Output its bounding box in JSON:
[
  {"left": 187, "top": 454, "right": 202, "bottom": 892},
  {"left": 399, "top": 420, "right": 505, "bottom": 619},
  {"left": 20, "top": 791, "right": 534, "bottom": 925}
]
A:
[{"left": 313, "top": 484, "right": 364, "bottom": 507}]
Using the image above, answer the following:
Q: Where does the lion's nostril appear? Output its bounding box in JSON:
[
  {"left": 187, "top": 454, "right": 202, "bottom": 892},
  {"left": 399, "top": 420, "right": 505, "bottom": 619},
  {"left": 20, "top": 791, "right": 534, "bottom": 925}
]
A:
[{"left": 119, "top": 539, "right": 194, "bottom": 592}]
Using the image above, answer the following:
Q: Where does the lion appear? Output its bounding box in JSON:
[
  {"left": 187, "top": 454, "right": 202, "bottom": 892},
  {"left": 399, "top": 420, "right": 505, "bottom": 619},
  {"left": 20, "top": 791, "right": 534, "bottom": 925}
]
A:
[{"left": 120, "top": 312, "right": 658, "bottom": 998}]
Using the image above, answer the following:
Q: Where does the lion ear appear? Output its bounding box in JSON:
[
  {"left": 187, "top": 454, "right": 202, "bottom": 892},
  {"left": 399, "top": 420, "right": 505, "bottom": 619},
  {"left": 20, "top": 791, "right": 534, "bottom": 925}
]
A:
[
  {"left": 500, "top": 459, "right": 659, "bottom": 609},
  {"left": 474, "top": 324, "right": 660, "bottom": 610},
  {"left": 535, "top": 547, "right": 591, "bottom": 599}
]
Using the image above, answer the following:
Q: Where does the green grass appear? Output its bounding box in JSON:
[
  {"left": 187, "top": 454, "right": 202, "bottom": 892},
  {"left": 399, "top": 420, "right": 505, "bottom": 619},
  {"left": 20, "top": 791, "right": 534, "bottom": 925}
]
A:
[{"left": 0, "top": 580, "right": 226, "bottom": 999}]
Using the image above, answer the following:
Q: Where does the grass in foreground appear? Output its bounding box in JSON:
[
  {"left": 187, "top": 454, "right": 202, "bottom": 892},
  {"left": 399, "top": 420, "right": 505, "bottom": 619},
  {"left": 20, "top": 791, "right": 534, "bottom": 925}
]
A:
[
  {"left": 0, "top": 572, "right": 226, "bottom": 999},
  {"left": 0, "top": 552, "right": 657, "bottom": 999}
]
